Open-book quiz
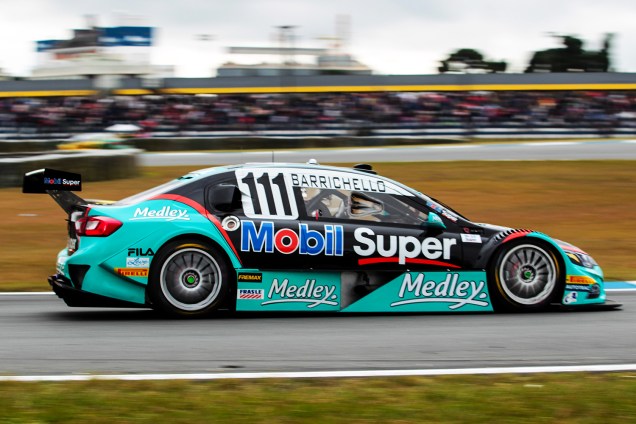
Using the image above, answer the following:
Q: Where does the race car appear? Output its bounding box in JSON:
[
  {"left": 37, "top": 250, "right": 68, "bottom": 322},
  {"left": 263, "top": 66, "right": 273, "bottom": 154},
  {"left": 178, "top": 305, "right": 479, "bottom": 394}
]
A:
[
  {"left": 57, "top": 133, "right": 130, "bottom": 150},
  {"left": 23, "top": 163, "right": 614, "bottom": 316}
]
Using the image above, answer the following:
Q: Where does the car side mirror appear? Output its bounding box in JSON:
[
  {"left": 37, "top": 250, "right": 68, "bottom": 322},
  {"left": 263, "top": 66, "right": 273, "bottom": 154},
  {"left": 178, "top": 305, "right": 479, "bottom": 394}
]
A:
[
  {"left": 424, "top": 212, "right": 446, "bottom": 231},
  {"left": 210, "top": 184, "right": 242, "bottom": 212}
]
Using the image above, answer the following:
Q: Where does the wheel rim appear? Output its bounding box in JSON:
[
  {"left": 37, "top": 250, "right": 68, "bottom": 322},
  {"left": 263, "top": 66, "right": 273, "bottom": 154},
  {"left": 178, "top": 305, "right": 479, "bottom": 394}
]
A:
[
  {"left": 159, "top": 247, "right": 222, "bottom": 312},
  {"left": 498, "top": 244, "right": 557, "bottom": 306}
]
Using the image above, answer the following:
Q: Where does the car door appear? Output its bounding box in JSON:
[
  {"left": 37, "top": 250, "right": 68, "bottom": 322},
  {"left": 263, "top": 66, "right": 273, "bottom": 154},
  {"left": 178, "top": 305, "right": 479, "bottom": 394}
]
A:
[
  {"left": 296, "top": 174, "right": 462, "bottom": 271},
  {"left": 208, "top": 167, "right": 305, "bottom": 270}
]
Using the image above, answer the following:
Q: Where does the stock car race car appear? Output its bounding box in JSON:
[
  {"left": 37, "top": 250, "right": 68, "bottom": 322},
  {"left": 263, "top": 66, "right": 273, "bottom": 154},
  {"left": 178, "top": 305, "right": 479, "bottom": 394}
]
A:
[{"left": 23, "top": 163, "right": 614, "bottom": 316}]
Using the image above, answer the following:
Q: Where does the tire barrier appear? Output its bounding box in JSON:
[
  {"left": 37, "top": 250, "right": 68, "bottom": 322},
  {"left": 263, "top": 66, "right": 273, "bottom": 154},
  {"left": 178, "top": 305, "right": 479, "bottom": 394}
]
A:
[{"left": 0, "top": 140, "right": 60, "bottom": 152}]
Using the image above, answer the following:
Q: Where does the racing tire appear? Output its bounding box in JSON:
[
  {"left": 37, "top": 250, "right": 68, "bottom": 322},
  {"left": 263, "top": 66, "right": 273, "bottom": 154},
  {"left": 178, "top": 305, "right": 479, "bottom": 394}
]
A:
[
  {"left": 488, "top": 240, "right": 563, "bottom": 312},
  {"left": 148, "top": 240, "right": 232, "bottom": 317}
]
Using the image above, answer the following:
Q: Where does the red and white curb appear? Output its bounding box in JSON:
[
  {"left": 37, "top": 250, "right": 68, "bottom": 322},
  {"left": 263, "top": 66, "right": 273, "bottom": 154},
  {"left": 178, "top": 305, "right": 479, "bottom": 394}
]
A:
[{"left": 605, "top": 281, "right": 636, "bottom": 291}]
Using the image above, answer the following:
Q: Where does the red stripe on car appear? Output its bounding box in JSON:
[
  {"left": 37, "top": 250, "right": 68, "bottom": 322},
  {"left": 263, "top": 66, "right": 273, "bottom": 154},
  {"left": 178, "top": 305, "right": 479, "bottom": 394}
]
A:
[
  {"left": 358, "top": 257, "right": 461, "bottom": 268},
  {"left": 150, "top": 194, "right": 242, "bottom": 264}
]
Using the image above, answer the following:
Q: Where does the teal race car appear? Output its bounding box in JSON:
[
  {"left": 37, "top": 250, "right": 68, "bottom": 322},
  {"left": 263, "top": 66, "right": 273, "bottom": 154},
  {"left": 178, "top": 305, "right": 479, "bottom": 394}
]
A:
[{"left": 23, "top": 164, "right": 617, "bottom": 317}]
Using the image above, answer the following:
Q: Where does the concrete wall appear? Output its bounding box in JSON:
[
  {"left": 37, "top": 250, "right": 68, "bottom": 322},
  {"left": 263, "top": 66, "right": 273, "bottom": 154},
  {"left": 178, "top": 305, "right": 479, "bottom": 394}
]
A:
[
  {"left": 162, "top": 72, "right": 636, "bottom": 90},
  {"left": 1, "top": 72, "right": 635, "bottom": 95}
]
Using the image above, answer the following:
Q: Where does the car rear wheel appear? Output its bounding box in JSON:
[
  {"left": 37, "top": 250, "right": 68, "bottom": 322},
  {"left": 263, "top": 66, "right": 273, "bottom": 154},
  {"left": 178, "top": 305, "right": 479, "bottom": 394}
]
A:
[
  {"left": 149, "top": 240, "right": 231, "bottom": 317},
  {"left": 489, "top": 240, "right": 562, "bottom": 312}
]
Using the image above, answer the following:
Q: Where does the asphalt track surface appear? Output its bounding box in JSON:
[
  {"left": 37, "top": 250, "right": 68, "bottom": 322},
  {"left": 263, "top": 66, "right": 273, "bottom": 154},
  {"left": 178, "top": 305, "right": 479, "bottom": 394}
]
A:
[
  {"left": 0, "top": 292, "right": 633, "bottom": 376},
  {"left": 140, "top": 139, "right": 636, "bottom": 166}
]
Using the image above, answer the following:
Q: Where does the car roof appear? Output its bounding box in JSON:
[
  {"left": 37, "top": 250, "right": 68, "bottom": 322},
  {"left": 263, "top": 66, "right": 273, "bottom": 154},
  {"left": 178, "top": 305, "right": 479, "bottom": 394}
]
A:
[
  {"left": 186, "top": 162, "right": 387, "bottom": 180},
  {"left": 186, "top": 162, "right": 424, "bottom": 199},
  {"left": 117, "top": 162, "right": 419, "bottom": 205}
]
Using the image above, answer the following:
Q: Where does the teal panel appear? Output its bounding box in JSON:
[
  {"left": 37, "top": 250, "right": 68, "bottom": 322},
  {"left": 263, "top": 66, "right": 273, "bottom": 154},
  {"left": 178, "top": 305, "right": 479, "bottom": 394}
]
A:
[
  {"left": 58, "top": 248, "right": 146, "bottom": 304},
  {"left": 237, "top": 271, "right": 340, "bottom": 311},
  {"left": 342, "top": 271, "right": 493, "bottom": 313},
  {"left": 527, "top": 233, "right": 606, "bottom": 305},
  {"left": 81, "top": 266, "right": 147, "bottom": 304}
]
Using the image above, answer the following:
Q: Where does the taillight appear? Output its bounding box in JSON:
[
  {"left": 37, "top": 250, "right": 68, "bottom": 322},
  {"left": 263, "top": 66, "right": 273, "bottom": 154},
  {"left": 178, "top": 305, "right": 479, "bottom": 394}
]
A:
[{"left": 75, "top": 216, "right": 122, "bottom": 237}]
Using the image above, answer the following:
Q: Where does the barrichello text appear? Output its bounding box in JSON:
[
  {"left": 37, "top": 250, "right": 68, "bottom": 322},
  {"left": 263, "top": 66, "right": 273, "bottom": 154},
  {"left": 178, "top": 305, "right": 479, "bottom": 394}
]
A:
[
  {"left": 391, "top": 273, "right": 489, "bottom": 310},
  {"left": 290, "top": 172, "right": 386, "bottom": 193},
  {"left": 241, "top": 221, "right": 343, "bottom": 255},
  {"left": 263, "top": 278, "right": 338, "bottom": 308},
  {"left": 353, "top": 228, "right": 457, "bottom": 265}
]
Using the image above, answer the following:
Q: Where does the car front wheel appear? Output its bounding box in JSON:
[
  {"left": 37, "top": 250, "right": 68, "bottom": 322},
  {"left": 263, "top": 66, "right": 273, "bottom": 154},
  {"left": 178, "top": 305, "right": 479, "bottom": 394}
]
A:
[{"left": 489, "top": 240, "right": 562, "bottom": 312}]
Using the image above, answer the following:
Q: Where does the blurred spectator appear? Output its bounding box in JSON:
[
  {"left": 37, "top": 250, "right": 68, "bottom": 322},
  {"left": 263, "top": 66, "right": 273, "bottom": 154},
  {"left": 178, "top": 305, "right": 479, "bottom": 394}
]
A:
[{"left": 0, "top": 90, "right": 635, "bottom": 136}]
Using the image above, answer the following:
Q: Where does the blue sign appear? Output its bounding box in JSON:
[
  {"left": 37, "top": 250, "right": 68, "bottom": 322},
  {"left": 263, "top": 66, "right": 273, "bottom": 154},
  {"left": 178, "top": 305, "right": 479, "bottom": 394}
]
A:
[
  {"left": 37, "top": 26, "right": 153, "bottom": 52},
  {"left": 36, "top": 40, "right": 62, "bottom": 52},
  {"left": 100, "top": 27, "right": 153, "bottom": 47}
]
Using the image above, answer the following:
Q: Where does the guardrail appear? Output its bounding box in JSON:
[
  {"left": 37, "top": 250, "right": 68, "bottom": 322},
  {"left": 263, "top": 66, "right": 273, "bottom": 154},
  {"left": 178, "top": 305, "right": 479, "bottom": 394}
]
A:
[{"left": 1, "top": 126, "right": 634, "bottom": 154}]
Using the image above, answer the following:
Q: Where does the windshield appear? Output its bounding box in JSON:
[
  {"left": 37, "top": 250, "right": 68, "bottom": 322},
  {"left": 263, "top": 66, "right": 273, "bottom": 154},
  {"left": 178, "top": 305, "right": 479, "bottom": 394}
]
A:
[
  {"left": 372, "top": 174, "right": 468, "bottom": 221},
  {"left": 418, "top": 193, "right": 468, "bottom": 221}
]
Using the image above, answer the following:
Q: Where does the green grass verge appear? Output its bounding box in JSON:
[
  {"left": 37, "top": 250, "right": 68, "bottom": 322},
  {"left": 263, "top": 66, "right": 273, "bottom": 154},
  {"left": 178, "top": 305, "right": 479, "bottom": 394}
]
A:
[
  {"left": 1, "top": 160, "right": 635, "bottom": 290},
  {"left": 1, "top": 373, "right": 635, "bottom": 423}
]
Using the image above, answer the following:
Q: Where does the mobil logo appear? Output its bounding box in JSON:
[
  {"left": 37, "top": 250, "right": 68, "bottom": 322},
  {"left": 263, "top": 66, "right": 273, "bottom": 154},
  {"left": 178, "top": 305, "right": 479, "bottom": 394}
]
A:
[{"left": 241, "top": 220, "right": 343, "bottom": 256}]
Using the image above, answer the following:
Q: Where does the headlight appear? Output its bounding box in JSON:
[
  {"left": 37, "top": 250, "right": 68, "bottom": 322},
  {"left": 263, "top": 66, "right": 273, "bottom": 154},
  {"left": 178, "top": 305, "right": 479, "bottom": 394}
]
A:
[{"left": 566, "top": 251, "right": 598, "bottom": 268}]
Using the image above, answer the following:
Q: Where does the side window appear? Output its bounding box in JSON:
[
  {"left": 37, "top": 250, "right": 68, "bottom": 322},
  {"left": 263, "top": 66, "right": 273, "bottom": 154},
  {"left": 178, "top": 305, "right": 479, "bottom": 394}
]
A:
[
  {"left": 350, "top": 192, "right": 383, "bottom": 218},
  {"left": 302, "top": 188, "right": 349, "bottom": 219},
  {"left": 206, "top": 183, "right": 243, "bottom": 214},
  {"left": 301, "top": 187, "right": 427, "bottom": 226}
]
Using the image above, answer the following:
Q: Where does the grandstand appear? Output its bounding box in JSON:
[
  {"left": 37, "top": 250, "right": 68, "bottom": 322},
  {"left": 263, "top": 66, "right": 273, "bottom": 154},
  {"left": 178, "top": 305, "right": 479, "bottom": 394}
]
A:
[
  {"left": 1, "top": 82, "right": 635, "bottom": 141},
  {"left": 0, "top": 18, "right": 634, "bottom": 142}
]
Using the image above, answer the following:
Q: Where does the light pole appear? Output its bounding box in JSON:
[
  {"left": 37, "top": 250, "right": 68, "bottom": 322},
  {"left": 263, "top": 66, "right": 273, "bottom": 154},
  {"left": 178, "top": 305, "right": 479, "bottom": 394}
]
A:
[
  {"left": 196, "top": 33, "right": 216, "bottom": 77},
  {"left": 276, "top": 25, "right": 297, "bottom": 89}
]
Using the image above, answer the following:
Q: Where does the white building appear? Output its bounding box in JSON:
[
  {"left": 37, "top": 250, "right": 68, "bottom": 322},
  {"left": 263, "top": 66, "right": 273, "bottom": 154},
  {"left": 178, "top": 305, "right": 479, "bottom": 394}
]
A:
[
  {"left": 31, "top": 25, "right": 174, "bottom": 80},
  {"left": 217, "top": 18, "right": 372, "bottom": 77}
]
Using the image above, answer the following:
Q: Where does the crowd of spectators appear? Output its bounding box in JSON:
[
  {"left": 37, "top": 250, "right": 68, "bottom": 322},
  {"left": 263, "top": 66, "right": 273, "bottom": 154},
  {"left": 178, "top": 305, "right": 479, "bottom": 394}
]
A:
[{"left": 1, "top": 90, "right": 635, "bottom": 135}]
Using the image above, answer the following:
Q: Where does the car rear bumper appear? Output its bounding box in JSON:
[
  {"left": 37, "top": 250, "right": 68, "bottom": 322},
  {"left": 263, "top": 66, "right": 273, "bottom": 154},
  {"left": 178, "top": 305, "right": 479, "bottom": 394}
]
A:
[{"left": 48, "top": 273, "right": 145, "bottom": 308}]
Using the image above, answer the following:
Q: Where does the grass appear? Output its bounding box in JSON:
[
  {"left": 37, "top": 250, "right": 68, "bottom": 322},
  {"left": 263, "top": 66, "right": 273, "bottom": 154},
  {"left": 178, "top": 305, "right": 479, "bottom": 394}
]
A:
[
  {"left": 0, "top": 373, "right": 635, "bottom": 423},
  {"left": 1, "top": 160, "right": 635, "bottom": 290}
]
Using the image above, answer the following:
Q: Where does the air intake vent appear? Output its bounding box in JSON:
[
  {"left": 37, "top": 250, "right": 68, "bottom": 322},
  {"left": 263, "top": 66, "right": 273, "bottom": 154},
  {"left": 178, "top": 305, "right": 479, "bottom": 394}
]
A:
[
  {"left": 493, "top": 228, "right": 533, "bottom": 244},
  {"left": 353, "top": 163, "right": 376, "bottom": 174},
  {"left": 68, "top": 265, "right": 90, "bottom": 290}
]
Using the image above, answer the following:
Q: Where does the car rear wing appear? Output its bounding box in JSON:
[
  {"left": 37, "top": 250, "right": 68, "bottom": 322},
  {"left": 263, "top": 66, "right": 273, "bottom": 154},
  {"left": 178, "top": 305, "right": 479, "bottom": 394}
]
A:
[{"left": 22, "top": 168, "right": 87, "bottom": 214}]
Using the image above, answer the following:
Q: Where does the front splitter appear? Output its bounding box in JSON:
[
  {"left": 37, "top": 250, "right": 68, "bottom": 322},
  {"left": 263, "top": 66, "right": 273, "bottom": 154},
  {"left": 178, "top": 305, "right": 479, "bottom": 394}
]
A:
[{"left": 557, "top": 299, "right": 622, "bottom": 312}]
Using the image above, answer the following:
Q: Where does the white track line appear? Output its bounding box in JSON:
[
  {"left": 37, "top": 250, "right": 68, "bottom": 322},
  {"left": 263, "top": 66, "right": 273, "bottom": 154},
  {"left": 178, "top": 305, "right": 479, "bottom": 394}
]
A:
[
  {"left": 2, "top": 364, "right": 636, "bottom": 382},
  {"left": 428, "top": 144, "right": 479, "bottom": 149},
  {"left": 521, "top": 141, "right": 580, "bottom": 147}
]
